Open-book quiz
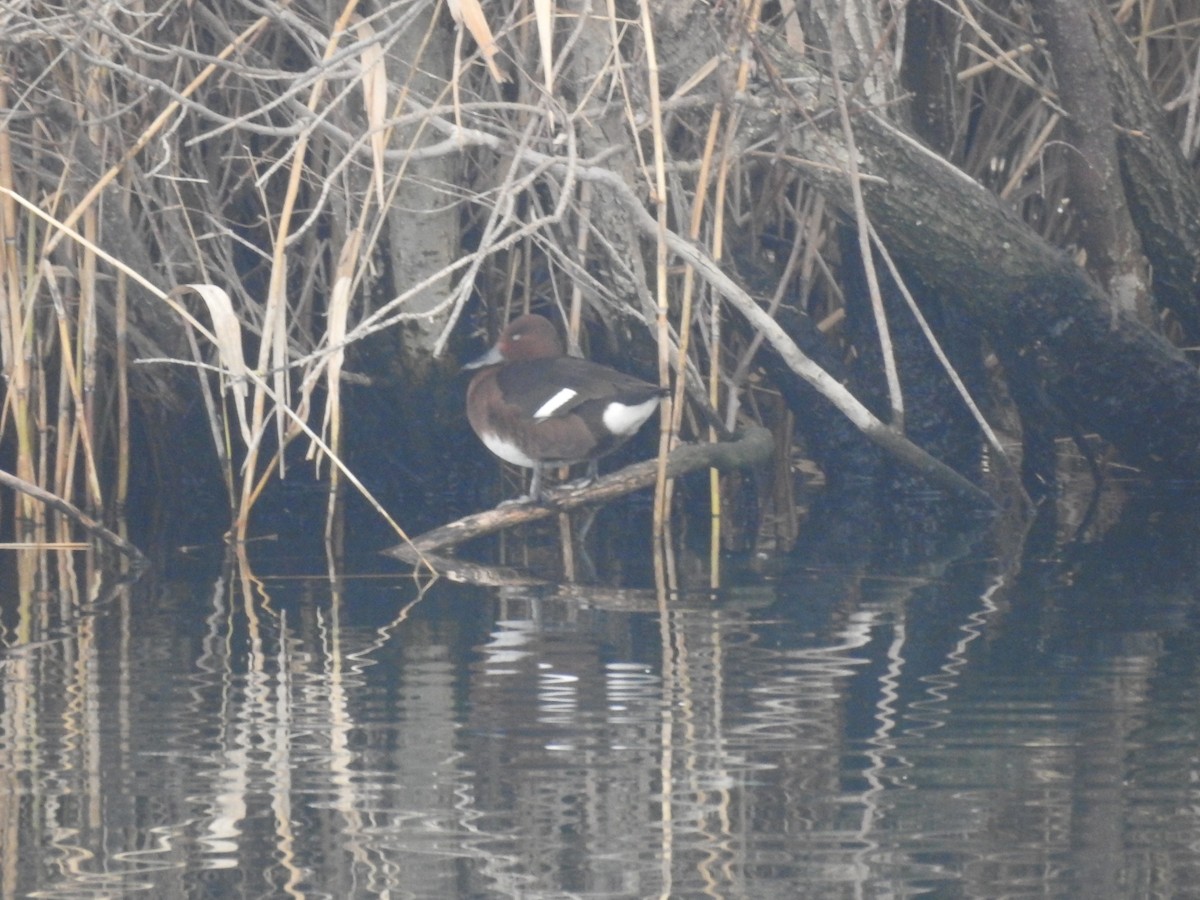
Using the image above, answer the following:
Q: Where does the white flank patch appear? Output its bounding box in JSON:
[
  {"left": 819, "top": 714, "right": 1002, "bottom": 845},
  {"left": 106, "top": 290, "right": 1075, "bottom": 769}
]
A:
[
  {"left": 481, "top": 432, "right": 536, "bottom": 468},
  {"left": 533, "top": 387, "right": 577, "bottom": 420},
  {"left": 602, "top": 397, "right": 660, "bottom": 435}
]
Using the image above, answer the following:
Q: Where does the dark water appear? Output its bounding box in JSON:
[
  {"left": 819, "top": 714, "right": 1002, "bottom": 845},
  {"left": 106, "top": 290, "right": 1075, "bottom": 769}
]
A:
[{"left": 3, "top": 490, "right": 1200, "bottom": 899}]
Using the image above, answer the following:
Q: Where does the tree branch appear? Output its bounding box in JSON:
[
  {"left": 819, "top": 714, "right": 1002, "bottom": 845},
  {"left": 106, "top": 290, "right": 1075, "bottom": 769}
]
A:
[{"left": 386, "top": 426, "right": 775, "bottom": 560}]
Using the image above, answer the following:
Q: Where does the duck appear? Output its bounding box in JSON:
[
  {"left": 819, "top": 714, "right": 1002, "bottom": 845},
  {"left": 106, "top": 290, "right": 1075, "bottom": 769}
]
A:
[{"left": 464, "top": 314, "right": 666, "bottom": 502}]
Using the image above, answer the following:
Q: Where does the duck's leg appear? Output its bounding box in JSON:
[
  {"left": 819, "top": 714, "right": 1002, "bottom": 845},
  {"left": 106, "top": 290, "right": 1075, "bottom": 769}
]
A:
[
  {"left": 529, "top": 462, "right": 546, "bottom": 502},
  {"left": 564, "top": 460, "right": 600, "bottom": 491}
]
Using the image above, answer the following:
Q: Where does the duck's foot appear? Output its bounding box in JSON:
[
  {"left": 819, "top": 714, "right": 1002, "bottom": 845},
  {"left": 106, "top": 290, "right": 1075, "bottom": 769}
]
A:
[
  {"left": 564, "top": 461, "right": 600, "bottom": 492},
  {"left": 497, "top": 494, "right": 540, "bottom": 508}
]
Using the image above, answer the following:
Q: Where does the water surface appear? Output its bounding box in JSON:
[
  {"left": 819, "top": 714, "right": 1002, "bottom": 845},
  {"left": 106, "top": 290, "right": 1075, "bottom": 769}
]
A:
[{"left": 3, "top": 493, "right": 1199, "bottom": 898}]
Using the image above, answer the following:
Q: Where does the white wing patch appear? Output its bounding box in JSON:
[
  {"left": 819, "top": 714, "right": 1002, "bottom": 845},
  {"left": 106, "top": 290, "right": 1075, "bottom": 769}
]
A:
[
  {"left": 602, "top": 396, "right": 660, "bottom": 435},
  {"left": 533, "top": 387, "right": 577, "bottom": 420}
]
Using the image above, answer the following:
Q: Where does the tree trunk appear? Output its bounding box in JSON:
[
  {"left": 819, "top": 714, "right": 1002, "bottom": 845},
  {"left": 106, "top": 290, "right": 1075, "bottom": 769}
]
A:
[
  {"left": 1089, "top": 0, "right": 1200, "bottom": 337},
  {"left": 1031, "top": 0, "right": 1153, "bottom": 325},
  {"left": 384, "top": 3, "right": 458, "bottom": 369}
]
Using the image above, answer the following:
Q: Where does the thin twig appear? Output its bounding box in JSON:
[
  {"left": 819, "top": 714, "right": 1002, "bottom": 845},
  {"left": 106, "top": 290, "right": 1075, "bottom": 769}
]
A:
[{"left": 0, "top": 467, "right": 146, "bottom": 565}]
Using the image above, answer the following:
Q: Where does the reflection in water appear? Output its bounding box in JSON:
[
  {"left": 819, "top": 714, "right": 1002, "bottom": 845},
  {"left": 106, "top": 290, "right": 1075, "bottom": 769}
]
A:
[{"left": 2, "top": 496, "right": 1200, "bottom": 898}]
